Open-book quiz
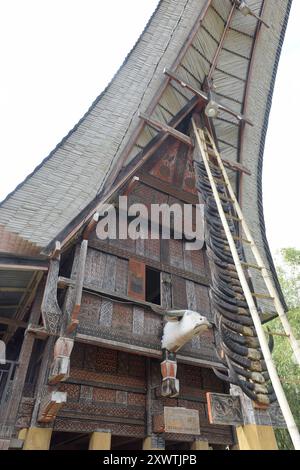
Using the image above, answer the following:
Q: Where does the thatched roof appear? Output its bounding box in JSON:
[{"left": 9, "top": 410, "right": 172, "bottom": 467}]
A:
[{"left": 0, "top": 0, "right": 292, "bottom": 309}]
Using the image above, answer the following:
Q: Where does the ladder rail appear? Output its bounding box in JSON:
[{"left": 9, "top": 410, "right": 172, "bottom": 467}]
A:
[
  {"left": 205, "top": 129, "right": 300, "bottom": 366},
  {"left": 192, "top": 121, "right": 300, "bottom": 450}
]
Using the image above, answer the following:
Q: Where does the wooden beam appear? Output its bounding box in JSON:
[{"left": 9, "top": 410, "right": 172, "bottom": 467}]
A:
[
  {"left": 58, "top": 276, "right": 167, "bottom": 313},
  {"left": 2, "top": 272, "right": 44, "bottom": 344},
  {"left": 209, "top": 155, "right": 251, "bottom": 176},
  {"left": 208, "top": 3, "right": 236, "bottom": 81},
  {"left": 100, "top": 0, "right": 213, "bottom": 190},
  {"left": 87, "top": 239, "right": 210, "bottom": 286},
  {"left": 0, "top": 281, "right": 44, "bottom": 429},
  {"left": 76, "top": 332, "right": 226, "bottom": 370},
  {"left": 0, "top": 287, "right": 27, "bottom": 292},
  {"left": 67, "top": 239, "right": 88, "bottom": 333},
  {"left": 0, "top": 316, "right": 27, "bottom": 329},
  {"left": 139, "top": 112, "right": 194, "bottom": 147},
  {"left": 43, "top": 96, "right": 200, "bottom": 257},
  {"left": 0, "top": 305, "right": 19, "bottom": 309},
  {"left": 138, "top": 173, "right": 199, "bottom": 204},
  {"left": 164, "top": 69, "right": 253, "bottom": 126},
  {"left": 83, "top": 213, "right": 99, "bottom": 240},
  {"left": 0, "top": 256, "right": 48, "bottom": 272}
]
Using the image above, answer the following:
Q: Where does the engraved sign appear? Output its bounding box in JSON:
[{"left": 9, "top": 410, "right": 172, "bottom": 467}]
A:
[{"left": 162, "top": 407, "right": 200, "bottom": 434}]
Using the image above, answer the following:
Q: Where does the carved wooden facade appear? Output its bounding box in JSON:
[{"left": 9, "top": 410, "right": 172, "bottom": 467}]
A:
[{"left": 0, "top": 0, "right": 291, "bottom": 450}]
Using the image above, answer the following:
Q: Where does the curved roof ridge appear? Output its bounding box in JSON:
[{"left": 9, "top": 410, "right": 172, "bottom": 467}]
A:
[
  {"left": 0, "top": 0, "right": 201, "bottom": 247},
  {"left": 0, "top": 0, "right": 163, "bottom": 209}
]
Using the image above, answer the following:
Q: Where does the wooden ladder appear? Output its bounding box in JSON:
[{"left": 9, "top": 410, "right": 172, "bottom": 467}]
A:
[{"left": 192, "top": 121, "right": 300, "bottom": 449}]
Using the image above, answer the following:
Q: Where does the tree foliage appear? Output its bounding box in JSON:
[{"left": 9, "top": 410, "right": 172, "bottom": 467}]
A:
[{"left": 269, "top": 248, "right": 300, "bottom": 449}]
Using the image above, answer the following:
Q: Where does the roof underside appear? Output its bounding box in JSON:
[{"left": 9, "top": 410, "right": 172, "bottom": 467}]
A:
[{"left": 0, "top": 0, "right": 292, "bottom": 311}]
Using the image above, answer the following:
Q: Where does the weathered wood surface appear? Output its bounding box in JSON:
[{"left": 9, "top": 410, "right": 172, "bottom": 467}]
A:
[
  {"left": 57, "top": 243, "right": 217, "bottom": 362},
  {"left": 67, "top": 239, "right": 88, "bottom": 333},
  {"left": 161, "top": 272, "right": 172, "bottom": 309},
  {"left": 41, "top": 257, "right": 62, "bottom": 334},
  {"left": 77, "top": 293, "right": 217, "bottom": 364},
  {"left": 127, "top": 259, "right": 145, "bottom": 301},
  {"left": 1, "top": 281, "right": 45, "bottom": 428},
  {"left": 36, "top": 345, "right": 233, "bottom": 445},
  {"left": 88, "top": 241, "right": 210, "bottom": 287}
]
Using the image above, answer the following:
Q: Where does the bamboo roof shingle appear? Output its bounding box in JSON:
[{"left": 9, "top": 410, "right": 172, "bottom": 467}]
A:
[{"left": 0, "top": 0, "right": 292, "bottom": 310}]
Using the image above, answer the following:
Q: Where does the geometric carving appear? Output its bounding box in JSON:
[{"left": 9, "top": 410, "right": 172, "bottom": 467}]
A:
[
  {"left": 116, "top": 391, "right": 128, "bottom": 405},
  {"left": 67, "top": 239, "right": 88, "bottom": 334},
  {"left": 37, "top": 391, "right": 67, "bottom": 423},
  {"left": 206, "top": 392, "right": 243, "bottom": 426},
  {"left": 99, "top": 300, "right": 113, "bottom": 327},
  {"left": 132, "top": 307, "right": 144, "bottom": 335},
  {"left": 207, "top": 392, "right": 287, "bottom": 428},
  {"left": 41, "top": 256, "right": 62, "bottom": 334},
  {"left": 80, "top": 294, "right": 102, "bottom": 325},
  {"left": 80, "top": 385, "right": 93, "bottom": 401}
]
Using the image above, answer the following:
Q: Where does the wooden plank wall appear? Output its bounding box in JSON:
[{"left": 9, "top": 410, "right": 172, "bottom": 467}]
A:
[
  {"left": 78, "top": 242, "right": 216, "bottom": 363},
  {"left": 15, "top": 345, "right": 233, "bottom": 445}
]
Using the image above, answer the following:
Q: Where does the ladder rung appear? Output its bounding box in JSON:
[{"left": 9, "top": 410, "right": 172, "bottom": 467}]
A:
[
  {"left": 242, "top": 262, "right": 263, "bottom": 271},
  {"left": 213, "top": 177, "right": 226, "bottom": 184},
  {"left": 208, "top": 161, "right": 220, "bottom": 170},
  {"left": 225, "top": 214, "right": 242, "bottom": 222},
  {"left": 268, "top": 331, "right": 290, "bottom": 338},
  {"left": 207, "top": 148, "right": 216, "bottom": 157},
  {"left": 251, "top": 293, "right": 274, "bottom": 300},
  {"left": 220, "top": 196, "right": 235, "bottom": 203},
  {"left": 233, "top": 236, "right": 252, "bottom": 245}
]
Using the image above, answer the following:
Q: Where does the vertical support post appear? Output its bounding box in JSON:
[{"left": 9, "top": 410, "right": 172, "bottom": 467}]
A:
[
  {"left": 190, "top": 439, "right": 209, "bottom": 450},
  {"left": 30, "top": 336, "right": 56, "bottom": 426},
  {"left": 67, "top": 239, "right": 88, "bottom": 333},
  {"left": 89, "top": 431, "right": 111, "bottom": 450},
  {"left": 236, "top": 425, "right": 278, "bottom": 450},
  {"left": 23, "top": 427, "right": 52, "bottom": 450},
  {"left": 143, "top": 435, "right": 165, "bottom": 450},
  {"left": 18, "top": 429, "right": 28, "bottom": 441},
  {"left": 2, "top": 279, "right": 45, "bottom": 427}
]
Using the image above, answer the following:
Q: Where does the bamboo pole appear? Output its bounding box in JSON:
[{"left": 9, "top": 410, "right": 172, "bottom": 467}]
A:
[
  {"left": 192, "top": 121, "right": 300, "bottom": 450},
  {"left": 205, "top": 129, "right": 300, "bottom": 367}
]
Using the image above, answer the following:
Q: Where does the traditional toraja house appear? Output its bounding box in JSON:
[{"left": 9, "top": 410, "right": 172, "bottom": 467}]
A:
[{"left": 0, "top": 0, "right": 297, "bottom": 451}]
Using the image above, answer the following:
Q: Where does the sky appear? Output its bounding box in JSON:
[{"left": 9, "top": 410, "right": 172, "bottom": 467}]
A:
[{"left": 0, "top": 0, "right": 299, "bottom": 256}]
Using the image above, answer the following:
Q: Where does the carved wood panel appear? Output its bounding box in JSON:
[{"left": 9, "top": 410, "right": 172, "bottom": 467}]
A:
[
  {"left": 171, "top": 275, "right": 187, "bottom": 309},
  {"left": 127, "top": 259, "right": 145, "bottom": 301}
]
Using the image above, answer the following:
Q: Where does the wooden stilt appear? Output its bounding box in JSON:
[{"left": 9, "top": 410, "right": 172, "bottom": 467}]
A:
[
  {"left": 89, "top": 431, "right": 111, "bottom": 450},
  {"left": 143, "top": 435, "right": 165, "bottom": 450},
  {"left": 23, "top": 427, "right": 52, "bottom": 450},
  {"left": 190, "top": 439, "right": 210, "bottom": 450},
  {"left": 2, "top": 280, "right": 45, "bottom": 427},
  {"left": 236, "top": 425, "right": 278, "bottom": 450},
  {"left": 18, "top": 428, "right": 28, "bottom": 441}
]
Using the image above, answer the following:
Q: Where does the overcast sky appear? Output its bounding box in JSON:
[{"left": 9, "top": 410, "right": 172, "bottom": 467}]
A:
[{"left": 0, "top": 0, "right": 299, "bottom": 255}]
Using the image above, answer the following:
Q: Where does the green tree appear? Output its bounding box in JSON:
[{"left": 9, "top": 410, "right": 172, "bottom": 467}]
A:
[{"left": 269, "top": 248, "right": 300, "bottom": 449}]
